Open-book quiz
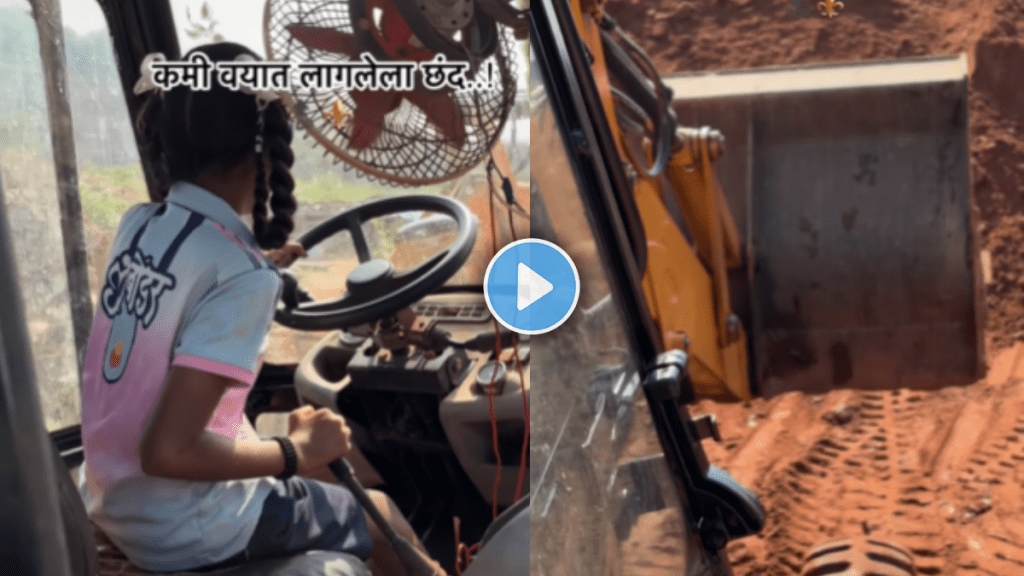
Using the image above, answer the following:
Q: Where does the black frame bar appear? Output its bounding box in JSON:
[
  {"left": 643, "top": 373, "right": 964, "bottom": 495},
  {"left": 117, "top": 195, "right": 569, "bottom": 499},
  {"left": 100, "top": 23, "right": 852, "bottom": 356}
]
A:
[
  {"left": 0, "top": 160, "right": 72, "bottom": 575},
  {"left": 530, "top": 0, "right": 661, "bottom": 370},
  {"left": 97, "top": 0, "right": 181, "bottom": 201}
]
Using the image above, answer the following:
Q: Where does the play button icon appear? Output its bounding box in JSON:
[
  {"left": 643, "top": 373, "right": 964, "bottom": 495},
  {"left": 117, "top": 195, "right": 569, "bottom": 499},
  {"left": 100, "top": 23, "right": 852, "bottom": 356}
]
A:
[
  {"left": 517, "top": 263, "right": 553, "bottom": 310},
  {"left": 484, "top": 239, "right": 580, "bottom": 335}
]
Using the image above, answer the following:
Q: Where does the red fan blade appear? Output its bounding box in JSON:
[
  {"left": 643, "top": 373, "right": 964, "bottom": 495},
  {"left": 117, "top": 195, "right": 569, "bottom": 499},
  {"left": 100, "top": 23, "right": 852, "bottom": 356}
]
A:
[
  {"left": 379, "top": 6, "right": 413, "bottom": 54},
  {"left": 349, "top": 91, "right": 402, "bottom": 150},
  {"left": 406, "top": 90, "right": 467, "bottom": 148},
  {"left": 372, "top": 0, "right": 434, "bottom": 61},
  {"left": 286, "top": 24, "right": 359, "bottom": 57}
]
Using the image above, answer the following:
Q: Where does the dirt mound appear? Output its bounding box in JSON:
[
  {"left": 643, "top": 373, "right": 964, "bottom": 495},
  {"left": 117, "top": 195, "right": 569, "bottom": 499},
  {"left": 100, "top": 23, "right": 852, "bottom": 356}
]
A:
[
  {"left": 606, "top": 0, "right": 1024, "bottom": 350},
  {"left": 973, "top": 35, "right": 1024, "bottom": 123}
]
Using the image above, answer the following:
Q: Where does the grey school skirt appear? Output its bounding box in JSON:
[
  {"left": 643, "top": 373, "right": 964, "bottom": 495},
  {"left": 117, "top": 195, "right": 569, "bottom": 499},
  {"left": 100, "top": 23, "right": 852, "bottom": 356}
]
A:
[{"left": 192, "top": 477, "right": 373, "bottom": 572}]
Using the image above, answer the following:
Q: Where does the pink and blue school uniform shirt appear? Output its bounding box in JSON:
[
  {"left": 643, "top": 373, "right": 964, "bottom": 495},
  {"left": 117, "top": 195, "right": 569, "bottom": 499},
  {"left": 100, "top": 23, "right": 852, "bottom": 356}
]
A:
[{"left": 78, "top": 182, "right": 283, "bottom": 572}]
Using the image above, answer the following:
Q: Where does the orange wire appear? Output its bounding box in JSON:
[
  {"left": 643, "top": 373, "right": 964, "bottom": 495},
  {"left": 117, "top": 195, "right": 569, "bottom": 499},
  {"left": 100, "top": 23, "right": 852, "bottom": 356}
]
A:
[
  {"left": 487, "top": 317, "right": 503, "bottom": 519},
  {"left": 485, "top": 160, "right": 503, "bottom": 520},
  {"left": 454, "top": 517, "right": 463, "bottom": 576},
  {"left": 454, "top": 517, "right": 482, "bottom": 575},
  {"left": 503, "top": 185, "right": 531, "bottom": 503},
  {"left": 510, "top": 331, "right": 529, "bottom": 502},
  {"left": 455, "top": 160, "right": 527, "bottom": 570}
]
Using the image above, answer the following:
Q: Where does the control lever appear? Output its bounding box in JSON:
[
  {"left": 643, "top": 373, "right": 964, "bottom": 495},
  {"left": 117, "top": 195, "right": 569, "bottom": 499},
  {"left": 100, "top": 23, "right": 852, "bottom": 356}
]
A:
[
  {"left": 328, "top": 459, "right": 447, "bottom": 576},
  {"left": 291, "top": 381, "right": 446, "bottom": 575}
]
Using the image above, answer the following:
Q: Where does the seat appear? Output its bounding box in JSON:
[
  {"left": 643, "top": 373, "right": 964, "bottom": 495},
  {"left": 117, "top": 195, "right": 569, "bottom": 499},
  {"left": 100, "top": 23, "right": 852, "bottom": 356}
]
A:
[
  {"left": 184, "top": 552, "right": 371, "bottom": 576},
  {"left": 94, "top": 528, "right": 373, "bottom": 576},
  {"left": 92, "top": 527, "right": 371, "bottom": 576},
  {"left": 55, "top": 438, "right": 370, "bottom": 576},
  {"left": 461, "top": 495, "right": 528, "bottom": 576},
  {"left": 478, "top": 495, "right": 528, "bottom": 545}
]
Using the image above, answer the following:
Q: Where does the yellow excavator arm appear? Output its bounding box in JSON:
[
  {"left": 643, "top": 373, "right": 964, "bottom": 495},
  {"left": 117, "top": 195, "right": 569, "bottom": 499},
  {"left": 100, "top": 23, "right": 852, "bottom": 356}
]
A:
[{"left": 566, "top": 0, "right": 752, "bottom": 400}]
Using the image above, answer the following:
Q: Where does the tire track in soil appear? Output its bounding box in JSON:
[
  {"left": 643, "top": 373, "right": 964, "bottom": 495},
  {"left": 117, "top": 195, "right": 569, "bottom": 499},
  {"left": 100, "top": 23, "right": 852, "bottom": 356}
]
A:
[
  {"left": 881, "top": 389, "right": 949, "bottom": 575},
  {"left": 944, "top": 379, "right": 1024, "bottom": 574},
  {"left": 722, "top": 391, "right": 892, "bottom": 576},
  {"left": 696, "top": 346, "right": 1024, "bottom": 576},
  {"left": 776, "top": 392, "right": 902, "bottom": 574},
  {"left": 717, "top": 389, "right": 974, "bottom": 575}
]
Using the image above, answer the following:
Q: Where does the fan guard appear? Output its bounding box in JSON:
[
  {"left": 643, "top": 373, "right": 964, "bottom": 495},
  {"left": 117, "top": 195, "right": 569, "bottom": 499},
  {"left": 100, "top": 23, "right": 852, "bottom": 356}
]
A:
[{"left": 264, "top": 0, "right": 518, "bottom": 187}]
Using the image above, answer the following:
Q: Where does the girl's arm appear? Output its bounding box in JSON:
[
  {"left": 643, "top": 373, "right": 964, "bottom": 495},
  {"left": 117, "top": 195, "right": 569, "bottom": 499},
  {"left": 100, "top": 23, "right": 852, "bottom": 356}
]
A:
[
  {"left": 139, "top": 366, "right": 351, "bottom": 481},
  {"left": 265, "top": 242, "right": 306, "bottom": 268}
]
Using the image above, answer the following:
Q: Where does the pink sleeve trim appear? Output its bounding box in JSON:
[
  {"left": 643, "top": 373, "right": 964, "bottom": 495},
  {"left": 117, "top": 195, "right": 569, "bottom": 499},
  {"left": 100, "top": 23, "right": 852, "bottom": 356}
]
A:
[
  {"left": 173, "top": 355, "right": 258, "bottom": 386},
  {"left": 212, "top": 222, "right": 266, "bottom": 265}
]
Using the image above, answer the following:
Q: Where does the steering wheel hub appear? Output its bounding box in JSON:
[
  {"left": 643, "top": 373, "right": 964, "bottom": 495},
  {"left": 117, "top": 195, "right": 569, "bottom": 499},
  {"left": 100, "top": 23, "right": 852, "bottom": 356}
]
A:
[{"left": 347, "top": 259, "right": 396, "bottom": 295}]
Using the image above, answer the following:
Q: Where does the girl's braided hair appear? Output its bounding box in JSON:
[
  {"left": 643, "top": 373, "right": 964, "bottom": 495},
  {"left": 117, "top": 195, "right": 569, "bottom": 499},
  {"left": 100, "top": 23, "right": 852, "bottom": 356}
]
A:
[{"left": 135, "top": 42, "right": 296, "bottom": 250}]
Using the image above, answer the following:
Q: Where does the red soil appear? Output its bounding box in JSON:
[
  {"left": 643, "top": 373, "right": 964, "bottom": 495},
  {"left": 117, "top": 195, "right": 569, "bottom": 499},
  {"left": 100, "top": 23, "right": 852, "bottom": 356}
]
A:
[{"left": 694, "top": 344, "right": 1024, "bottom": 575}]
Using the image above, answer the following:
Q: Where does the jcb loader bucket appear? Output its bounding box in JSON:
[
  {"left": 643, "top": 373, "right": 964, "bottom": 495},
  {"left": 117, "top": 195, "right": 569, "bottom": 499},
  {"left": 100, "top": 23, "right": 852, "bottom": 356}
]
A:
[{"left": 665, "top": 55, "right": 985, "bottom": 398}]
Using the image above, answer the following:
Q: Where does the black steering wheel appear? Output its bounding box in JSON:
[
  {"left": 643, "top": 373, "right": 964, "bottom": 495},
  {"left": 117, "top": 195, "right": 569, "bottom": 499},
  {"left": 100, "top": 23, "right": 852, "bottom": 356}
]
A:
[{"left": 275, "top": 195, "right": 478, "bottom": 331}]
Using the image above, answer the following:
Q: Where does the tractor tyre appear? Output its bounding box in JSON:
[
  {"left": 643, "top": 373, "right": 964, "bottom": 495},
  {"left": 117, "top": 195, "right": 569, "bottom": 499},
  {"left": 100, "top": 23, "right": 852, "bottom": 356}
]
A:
[{"left": 800, "top": 537, "right": 915, "bottom": 575}]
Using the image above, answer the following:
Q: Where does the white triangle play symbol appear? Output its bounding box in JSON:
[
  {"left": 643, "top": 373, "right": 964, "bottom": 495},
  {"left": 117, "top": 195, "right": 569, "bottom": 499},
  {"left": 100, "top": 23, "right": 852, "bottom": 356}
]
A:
[{"left": 517, "top": 262, "right": 554, "bottom": 311}]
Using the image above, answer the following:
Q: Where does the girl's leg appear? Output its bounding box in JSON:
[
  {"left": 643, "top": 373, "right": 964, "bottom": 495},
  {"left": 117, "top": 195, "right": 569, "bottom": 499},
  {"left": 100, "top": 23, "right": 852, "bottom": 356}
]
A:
[
  {"left": 300, "top": 467, "right": 441, "bottom": 576},
  {"left": 362, "top": 489, "right": 441, "bottom": 576}
]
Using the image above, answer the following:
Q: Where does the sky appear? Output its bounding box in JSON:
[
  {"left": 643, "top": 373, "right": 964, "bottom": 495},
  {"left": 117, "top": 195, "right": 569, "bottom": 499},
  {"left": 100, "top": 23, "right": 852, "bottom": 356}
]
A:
[
  {"left": 0, "top": 0, "right": 107, "bottom": 35},
  {"left": 0, "top": 0, "right": 254, "bottom": 39}
]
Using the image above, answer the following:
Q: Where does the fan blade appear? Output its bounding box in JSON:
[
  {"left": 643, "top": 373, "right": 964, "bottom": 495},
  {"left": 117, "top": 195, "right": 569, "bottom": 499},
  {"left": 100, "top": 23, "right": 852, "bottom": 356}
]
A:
[
  {"left": 380, "top": 6, "right": 414, "bottom": 53},
  {"left": 406, "top": 90, "right": 467, "bottom": 148},
  {"left": 378, "top": 4, "right": 434, "bottom": 61},
  {"left": 349, "top": 91, "right": 402, "bottom": 150},
  {"left": 287, "top": 24, "right": 359, "bottom": 56}
]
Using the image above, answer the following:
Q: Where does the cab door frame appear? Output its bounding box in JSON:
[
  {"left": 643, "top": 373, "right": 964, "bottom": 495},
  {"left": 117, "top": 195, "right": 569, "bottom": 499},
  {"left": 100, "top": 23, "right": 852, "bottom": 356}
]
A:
[
  {"left": 97, "top": 0, "right": 181, "bottom": 201},
  {"left": 0, "top": 163, "right": 75, "bottom": 575}
]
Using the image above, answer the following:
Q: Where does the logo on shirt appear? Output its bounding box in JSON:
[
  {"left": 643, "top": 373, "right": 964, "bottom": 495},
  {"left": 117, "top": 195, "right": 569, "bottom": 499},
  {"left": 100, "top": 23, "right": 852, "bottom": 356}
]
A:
[{"left": 100, "top": 248, "right": 177, "bottom": 328}]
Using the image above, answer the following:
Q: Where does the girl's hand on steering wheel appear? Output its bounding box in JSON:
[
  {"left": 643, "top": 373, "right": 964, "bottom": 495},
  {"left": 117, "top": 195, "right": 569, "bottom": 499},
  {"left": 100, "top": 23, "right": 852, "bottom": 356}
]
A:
[
  {"left": 265, "top": 242, "right": 307, "bottom": 268},
  {"left": 287, "top": 406, "right": 353, "bottom": 474}
]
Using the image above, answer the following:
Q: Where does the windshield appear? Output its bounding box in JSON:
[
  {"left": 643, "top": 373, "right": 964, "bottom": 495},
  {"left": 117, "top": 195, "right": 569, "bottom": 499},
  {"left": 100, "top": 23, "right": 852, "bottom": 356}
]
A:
[
  {"left": 0, "top": 0, "right": 126, "bottom": 430},
  {"left": 163, "top": 0, "right": 529, "bottom": 362},
  {"left": 528, "top": 44, "right": 706, "bottom": 575}
]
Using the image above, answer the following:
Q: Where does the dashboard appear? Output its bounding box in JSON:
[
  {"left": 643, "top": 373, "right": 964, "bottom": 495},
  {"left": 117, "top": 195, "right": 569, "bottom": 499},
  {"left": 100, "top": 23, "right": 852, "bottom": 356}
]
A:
[{"left": 294, "top": 292, "right": 531, "bottom": 507}]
